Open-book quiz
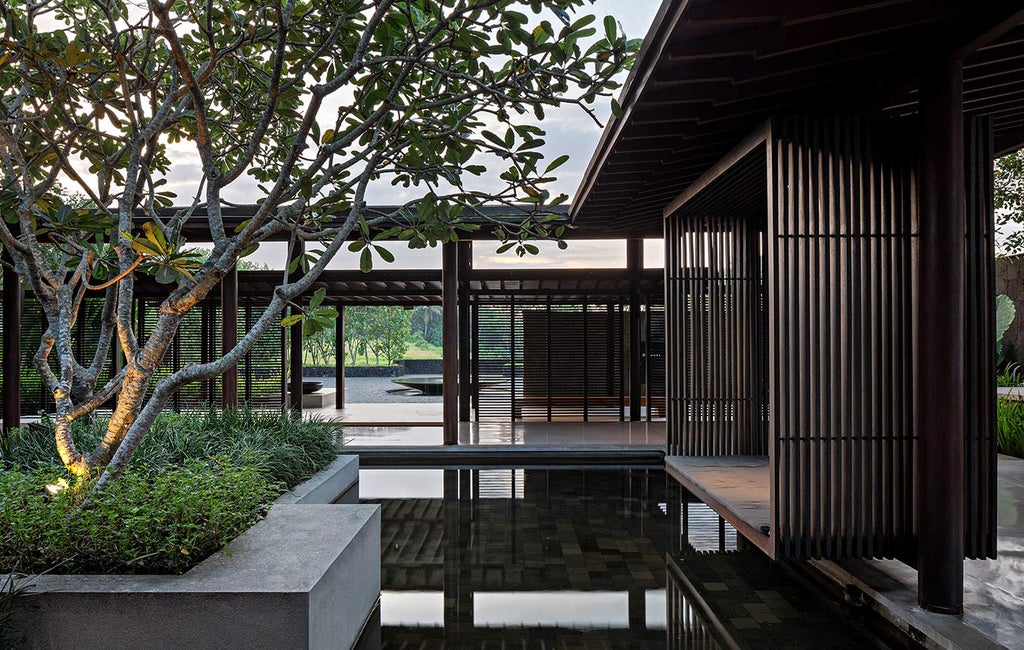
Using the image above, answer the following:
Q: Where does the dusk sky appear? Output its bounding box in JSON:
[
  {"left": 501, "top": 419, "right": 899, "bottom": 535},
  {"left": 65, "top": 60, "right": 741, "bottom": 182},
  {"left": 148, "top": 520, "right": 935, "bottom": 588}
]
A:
[{"left": 169, "top": 1, "right": 665, "bottom": 271}]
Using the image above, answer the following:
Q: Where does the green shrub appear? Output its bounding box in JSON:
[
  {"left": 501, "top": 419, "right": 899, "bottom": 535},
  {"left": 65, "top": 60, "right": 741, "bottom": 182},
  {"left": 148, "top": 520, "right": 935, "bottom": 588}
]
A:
[
  {"left": 0, "top": 461, "right": 280, "bottom": 575},
  {"left": 997, "top": 397, "right": 1024, "bottom": 459},
  {"left": 1, "top": 408, "right": 341, "bottom": 489},
  {"left": 998, "top": 362, "right": 1024, "bottom": 388}
]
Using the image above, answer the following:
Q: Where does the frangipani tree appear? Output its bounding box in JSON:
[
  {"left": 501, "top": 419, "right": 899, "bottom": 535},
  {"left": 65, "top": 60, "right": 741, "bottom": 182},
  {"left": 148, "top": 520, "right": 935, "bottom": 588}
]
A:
[{"left": 0, "top": 0, "right": 636, "bottom": 490}]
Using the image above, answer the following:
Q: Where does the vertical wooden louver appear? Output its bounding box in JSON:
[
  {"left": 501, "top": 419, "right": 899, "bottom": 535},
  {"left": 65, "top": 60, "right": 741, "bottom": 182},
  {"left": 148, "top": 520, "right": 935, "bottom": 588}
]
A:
[
  {"left": 768, "top": 116, "right": 919, "bottom": 559},
  {"left": 138, "top": 296, "right": 284, "bottom": 410},
  {"left": 963, "top": 116, "right": 997, "bottom": 559},
  {"left": 665, "top": 210, "right": 768, "bottom": 457}
]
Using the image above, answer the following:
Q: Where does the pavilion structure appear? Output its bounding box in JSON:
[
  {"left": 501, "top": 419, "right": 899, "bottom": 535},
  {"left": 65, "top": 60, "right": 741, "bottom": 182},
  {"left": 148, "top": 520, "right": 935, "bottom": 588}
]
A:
[
  {"left": 2, "top": 0, "right": 1022, "bottom": 619},
  {"left": 0, "top": 229, "right": 666, "bottom": 438},
  {"left": 568, "top": 0, "right": 1024, "bottom": 615}
]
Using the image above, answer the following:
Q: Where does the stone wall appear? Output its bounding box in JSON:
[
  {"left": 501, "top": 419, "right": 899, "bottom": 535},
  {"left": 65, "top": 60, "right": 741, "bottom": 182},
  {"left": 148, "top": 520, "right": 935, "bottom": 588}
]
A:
[
  {"left": 996, "top": 254, "right": 1024, "bottom": 364},
  {"left": 304, "top": 358, "right": 442, "bottom": 377}
]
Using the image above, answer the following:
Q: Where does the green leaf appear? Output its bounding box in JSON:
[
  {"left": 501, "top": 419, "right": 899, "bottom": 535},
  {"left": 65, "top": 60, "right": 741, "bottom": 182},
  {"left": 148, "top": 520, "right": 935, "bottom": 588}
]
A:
[
  {"left": 997, "top": 294, "right": 1016, "bottom": 364},
  {"left": 309, "top": 287, "right": 326, "bottom": 309},
  {"left": 131, "top": 240, "right": 161, "bottom": 257},
  {"left": 359, "top": 247, "right": 372, "bottom": 273},
  {"left": 142, "top": 222, "right": 168, "bottom": 254},
  {"left": 604, "top": 16, "right": 617, "bottom": 41},
  {"left": 481, "top": 130, "right": 505, "bottom": 148},
  {"left": 154, "top": 266, "right": 177, "bottom": 284},
  {"left": 375, "top": 245, "right": 395, "bottom": 263},
  {"left": 610, "top": 98, "right": 624, "bottom": 119},
  {"left": 280, "top": 314, "right": 302, "bottom": 327},
  {"left": 544, "top": 155, "right": 570, "bottom": 174}
]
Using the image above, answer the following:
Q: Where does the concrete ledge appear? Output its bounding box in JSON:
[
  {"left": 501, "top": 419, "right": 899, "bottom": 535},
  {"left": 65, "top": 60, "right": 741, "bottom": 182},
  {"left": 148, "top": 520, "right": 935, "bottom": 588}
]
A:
[
  {"left": 276, "top": 454, "right": 359, "bottom": 505},
  {"left": 9, "top": 455, "right": 378, "bottom": 650},
  {"left": 302, "top": 388, "right": 336, "bottom": 408},
  {"left": 809, "top": 559, "right": 1002, "bottom": 650},
  {"left": 998, "top": 386, "right": 1024, "bottom": 401},
  {"left": 349, "top": 445, "right": 665, "bottom": 467}
]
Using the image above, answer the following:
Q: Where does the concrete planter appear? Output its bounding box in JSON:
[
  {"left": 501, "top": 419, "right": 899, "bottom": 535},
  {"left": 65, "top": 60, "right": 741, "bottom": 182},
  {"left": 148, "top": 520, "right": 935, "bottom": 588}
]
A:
[{"left": 8, "top": 455, "right": 378, "bottom": 650}]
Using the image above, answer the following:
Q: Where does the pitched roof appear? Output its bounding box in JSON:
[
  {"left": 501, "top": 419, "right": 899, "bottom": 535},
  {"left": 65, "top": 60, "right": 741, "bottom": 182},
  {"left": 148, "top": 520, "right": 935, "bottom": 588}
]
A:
[{"left": 571, "top": 1, "right": 1024, "bottom": 236}]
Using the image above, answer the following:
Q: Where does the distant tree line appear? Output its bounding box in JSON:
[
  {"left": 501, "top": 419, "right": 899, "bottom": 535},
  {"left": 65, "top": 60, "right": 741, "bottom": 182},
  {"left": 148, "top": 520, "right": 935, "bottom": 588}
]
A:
[{"left": 305, "top": 306, "right": 444, "bottom": 367}]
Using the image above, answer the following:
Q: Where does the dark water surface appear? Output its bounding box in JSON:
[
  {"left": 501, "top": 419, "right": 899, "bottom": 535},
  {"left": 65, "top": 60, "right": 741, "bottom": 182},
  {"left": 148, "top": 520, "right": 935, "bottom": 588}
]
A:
[{"left": 359, "top": 467, "right": 887, "bottom": 649}]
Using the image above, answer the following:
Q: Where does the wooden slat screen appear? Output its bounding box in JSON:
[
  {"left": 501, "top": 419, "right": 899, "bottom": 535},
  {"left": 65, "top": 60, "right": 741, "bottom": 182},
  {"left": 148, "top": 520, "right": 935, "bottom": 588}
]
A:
[
  {"left": 647, "top": 304, "right": 667, "bottom": 422},
  {"left": 474, "top": 301, "right": 514, "bottom": 421},
  {"left": 473, "top": 297, "right": 663, "bottom": 422},
  {"left": 1, "top": 289, "right": 285, "bottom": 417},
  {"left": 768, "top": 115, "right": 918, "bottom": 559},
  {"left": 136, "top": 297, "right": 284, "bottom": 410},
  {"left": 665, "top": 212, "right": 768, "bottom": 456},
  {"left": 239, "top": 299, "right": 286, "bottom": 408},
  {"left": 20, "top": 298, "right": 53, "bottom": 414},
  {"left": 520, "top": 304, "right": 625, "bottom": 421}
]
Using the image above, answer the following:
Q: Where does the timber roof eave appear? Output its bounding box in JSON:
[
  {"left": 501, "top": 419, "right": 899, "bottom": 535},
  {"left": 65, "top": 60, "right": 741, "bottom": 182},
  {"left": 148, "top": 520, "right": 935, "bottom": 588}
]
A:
[{"left": 569, "top": 1, "right": 1024, "bottom": 237}]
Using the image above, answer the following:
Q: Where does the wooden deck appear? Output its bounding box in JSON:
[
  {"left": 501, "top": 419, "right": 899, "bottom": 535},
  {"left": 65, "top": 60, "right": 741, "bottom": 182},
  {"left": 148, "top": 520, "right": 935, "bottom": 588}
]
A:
[{"left": 665, "top": 455, "right": 773, "bottom": 557}]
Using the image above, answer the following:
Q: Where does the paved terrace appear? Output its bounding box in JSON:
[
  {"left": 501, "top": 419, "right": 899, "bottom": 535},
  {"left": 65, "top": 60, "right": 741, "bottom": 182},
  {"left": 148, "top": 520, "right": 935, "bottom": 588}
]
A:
[{"left": 820, "top": 455, "right": 1024, "bottom": 649}]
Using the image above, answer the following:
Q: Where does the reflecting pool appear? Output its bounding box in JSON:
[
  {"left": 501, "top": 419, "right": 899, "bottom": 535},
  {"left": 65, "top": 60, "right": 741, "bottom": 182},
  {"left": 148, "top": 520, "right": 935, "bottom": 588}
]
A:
[{"left": 359, "top": 468, "right": 888, "bottom": 648}]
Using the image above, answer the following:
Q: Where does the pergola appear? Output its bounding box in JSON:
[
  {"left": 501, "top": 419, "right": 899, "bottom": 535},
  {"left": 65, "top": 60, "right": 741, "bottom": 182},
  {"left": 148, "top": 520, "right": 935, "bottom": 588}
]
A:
[
  {"left": 569, "top": 0, "right": 1024, "bottom": 615},
  {"left": 0, "top": 237, "right": 665, "bottom": 429}
]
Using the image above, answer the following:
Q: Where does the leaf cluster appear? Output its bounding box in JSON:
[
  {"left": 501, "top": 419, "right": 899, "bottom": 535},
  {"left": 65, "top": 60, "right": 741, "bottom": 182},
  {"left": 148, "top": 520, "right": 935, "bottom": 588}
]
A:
[
  {"left": 996, "top": 150, "right": 1024, "bottom": 255},
  {"left": 997, "top": 396, "right": 1024, "bottom": 458},
  {"left": 1, "top": 408, "right": 342, "bottom": 489},
  {"left": 0, "top": 460, "right": 279, "bottom": 575}
]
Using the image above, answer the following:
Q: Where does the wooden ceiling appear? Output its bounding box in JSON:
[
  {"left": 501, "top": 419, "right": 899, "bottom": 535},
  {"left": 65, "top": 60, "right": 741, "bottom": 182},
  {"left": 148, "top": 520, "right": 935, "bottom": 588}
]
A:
[{"left": 570, "top": 0, "right": 1024, "bottom": 237}]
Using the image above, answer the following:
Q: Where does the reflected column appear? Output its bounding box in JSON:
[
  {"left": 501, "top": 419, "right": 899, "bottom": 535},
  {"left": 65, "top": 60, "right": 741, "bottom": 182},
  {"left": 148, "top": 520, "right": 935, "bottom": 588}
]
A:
[{"left": 443, "top": 468, "right": 474, "bottom": 643}]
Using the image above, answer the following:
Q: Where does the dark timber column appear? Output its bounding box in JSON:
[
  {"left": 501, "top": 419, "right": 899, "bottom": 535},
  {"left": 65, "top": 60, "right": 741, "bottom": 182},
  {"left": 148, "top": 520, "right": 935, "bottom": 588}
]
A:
[
  {"left": 917, "top": 58, "right": 965, "bottom": 615},
  {"left": 336, "top": 305, "right": 345, "bottom": 409},
  {"left": 2, "top": 254, "right": 22, "bottom": 433},
  {"left": 458, "top": 242, "right": 472, "bottom": 421},
  {"left": 289, "top": 241, "right": 305, "bottom": 412},
  {"left": 627, "top": 239, "right": 643, "bottom": 421},
  {"left": 220, "top": 265, "right": 238, "bottom": 409},
  {"left": 442, "top": 241, "right": 458, "bottom": 443}
]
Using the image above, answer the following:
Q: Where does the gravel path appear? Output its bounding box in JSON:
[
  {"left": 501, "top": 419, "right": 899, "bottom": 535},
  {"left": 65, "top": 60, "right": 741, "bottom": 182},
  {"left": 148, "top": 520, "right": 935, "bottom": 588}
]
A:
[{"left": 312, "top": 375, "right": 443, "bottom": 403}]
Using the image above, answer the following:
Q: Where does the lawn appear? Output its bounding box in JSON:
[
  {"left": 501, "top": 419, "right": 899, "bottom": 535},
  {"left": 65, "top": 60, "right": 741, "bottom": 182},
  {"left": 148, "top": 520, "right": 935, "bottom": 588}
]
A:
[{"left": 303, "top": 340, "right": 442, "bottom": 366}]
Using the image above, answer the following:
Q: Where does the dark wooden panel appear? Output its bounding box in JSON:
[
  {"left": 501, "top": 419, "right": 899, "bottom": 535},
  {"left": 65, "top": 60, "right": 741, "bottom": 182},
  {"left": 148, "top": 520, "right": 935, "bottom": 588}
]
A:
[
  {"left": 473, "top": 295, "right": 663, "bottom": 423},
  {"left": 964, "top": 116, "right": 998, "bottom": 560},
  {"left": 768, "top": 115, "right": 918, "bottom": 559}
]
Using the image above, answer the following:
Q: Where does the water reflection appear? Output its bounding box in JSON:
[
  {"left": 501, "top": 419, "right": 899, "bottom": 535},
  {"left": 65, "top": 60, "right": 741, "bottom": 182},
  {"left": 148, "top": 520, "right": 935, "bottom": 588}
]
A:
[{"left": 360, "top": 468, "right": 884, "bottom": 649}]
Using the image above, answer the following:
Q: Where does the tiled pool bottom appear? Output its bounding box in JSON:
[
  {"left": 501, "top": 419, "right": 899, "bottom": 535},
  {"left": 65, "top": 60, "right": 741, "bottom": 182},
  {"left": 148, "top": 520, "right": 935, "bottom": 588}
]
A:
[{"left": 359, "top": 468, "right": 886, "bottom": 649}]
